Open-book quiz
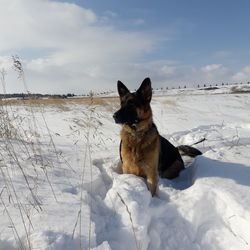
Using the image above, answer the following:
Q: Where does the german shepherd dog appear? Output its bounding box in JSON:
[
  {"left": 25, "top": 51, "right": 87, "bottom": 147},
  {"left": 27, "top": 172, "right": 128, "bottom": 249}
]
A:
[{"left": 113, "top": 78, "right": 202, "bottom": 196}]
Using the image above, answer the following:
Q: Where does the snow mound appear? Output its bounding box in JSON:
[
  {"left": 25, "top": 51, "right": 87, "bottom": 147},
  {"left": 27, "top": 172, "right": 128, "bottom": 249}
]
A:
[{"left": 90, "top": 154, "right": 250, "bottom": 250}]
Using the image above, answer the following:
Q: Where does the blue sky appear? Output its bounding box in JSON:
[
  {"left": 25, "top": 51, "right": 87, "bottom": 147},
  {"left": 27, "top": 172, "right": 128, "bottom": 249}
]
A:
[
  {"left": 0, "top": 0, "right": 249, "bottom": 93},
  {"left": 70, "top": 0, "right": 250, "bottom": 67}
]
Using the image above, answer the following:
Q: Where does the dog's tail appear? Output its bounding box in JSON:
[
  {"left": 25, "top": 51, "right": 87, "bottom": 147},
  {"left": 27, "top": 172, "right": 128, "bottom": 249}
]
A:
[
  {"left": 177, "top": 145, "right": 202, "bottom": 157},
  {"left": 177, "top": 138, "right": 205, "bottom": 157}
]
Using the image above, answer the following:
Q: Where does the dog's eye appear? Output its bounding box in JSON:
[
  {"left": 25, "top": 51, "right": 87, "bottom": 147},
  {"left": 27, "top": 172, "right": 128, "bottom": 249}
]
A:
[
  {"left": 127, "top": 100, "right": 135, "bottom": 105},
  {"left": 121, "top": 100, "right": 126, "bottom": 106}
]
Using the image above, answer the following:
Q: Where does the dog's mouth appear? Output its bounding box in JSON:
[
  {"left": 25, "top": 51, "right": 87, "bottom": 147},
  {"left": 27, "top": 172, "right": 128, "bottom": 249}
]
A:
[
  {"left": 113, "top": 102, "right": 141, "bottom": 129},
  {"left": 113, "top": 112, "right": 121, "bottom": 124},
  {"left": 113, "top": 110, "right": 139, "bottom": 127},
  {"left": 113, "top": 115, "right": 139, "bottom": 126}
]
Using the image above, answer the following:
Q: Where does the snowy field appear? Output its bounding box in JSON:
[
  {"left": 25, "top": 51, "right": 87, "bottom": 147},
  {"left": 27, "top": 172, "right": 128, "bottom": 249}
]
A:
[{"left": 0, "top": 86, "right": 250, "bottom": 250}]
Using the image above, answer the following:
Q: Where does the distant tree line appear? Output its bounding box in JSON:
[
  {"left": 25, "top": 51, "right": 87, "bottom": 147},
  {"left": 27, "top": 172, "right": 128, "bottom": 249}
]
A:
[
  {"left": 0, "top": 93, "right": 76, "bottom": 99},
  {"left": 1, "top": 81, "right": 249, "bottom": 99},
  {"left": 151, "top": 81, "right": 250, "bottom": 91},
  {"left": 85, "top": 81, "right": 250, "bottom": 96}
]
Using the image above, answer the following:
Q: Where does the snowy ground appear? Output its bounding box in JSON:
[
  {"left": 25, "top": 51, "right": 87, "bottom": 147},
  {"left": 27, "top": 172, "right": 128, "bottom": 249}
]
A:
[{"left": 0, "top": 86, "right": 250, "bottom": 250}]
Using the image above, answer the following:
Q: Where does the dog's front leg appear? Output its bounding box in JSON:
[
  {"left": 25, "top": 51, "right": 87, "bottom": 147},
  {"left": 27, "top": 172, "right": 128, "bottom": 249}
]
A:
[{"left": 146, "top": 174, "right": 157, "bottom": 196}]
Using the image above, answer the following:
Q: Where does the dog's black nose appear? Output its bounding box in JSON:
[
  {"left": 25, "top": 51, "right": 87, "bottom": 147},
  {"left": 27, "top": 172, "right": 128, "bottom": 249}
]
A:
[{"left": 113, "top": 112, "right": 118, "bottom": 122}]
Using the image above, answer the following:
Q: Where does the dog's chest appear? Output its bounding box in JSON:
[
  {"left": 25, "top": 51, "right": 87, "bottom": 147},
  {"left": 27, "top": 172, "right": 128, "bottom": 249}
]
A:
[
  {"left": 120, "top": 134, "right": 159, "bottom": 177},
  {"left": 121, "top": 142, "right": 145, "bottom": 176},
  {"left": 122, "top": 142, "right": 142, "bottom": 163}
]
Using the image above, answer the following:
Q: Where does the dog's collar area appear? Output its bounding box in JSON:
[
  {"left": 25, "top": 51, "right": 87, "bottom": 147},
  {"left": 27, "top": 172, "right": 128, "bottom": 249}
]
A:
[
  {"left": 126, "top": 119, "right": 140, "bottom": 130},
  {"left": 131, "top": 124, "right": 137, "bottom": 130},
  {"left": 125, "top": 122, "right": 157, "bottom": 138},
  {"left": 131, "top": 121, "right": 139, "bottom": 130}
]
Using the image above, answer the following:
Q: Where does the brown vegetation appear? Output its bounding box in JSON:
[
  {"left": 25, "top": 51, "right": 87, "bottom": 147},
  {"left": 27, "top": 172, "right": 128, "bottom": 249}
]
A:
[
  {"left": 0, "top": 97, "right": 120, "bottom": 110},
  {"left": 163, "top": 100, "right": 177, "bottom": 106}
]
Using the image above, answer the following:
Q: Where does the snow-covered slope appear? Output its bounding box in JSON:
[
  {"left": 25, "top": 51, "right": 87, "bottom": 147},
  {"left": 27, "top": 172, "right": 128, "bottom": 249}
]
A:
[{"left": 0, "top": 90, "right": 250, "bottom": 250}]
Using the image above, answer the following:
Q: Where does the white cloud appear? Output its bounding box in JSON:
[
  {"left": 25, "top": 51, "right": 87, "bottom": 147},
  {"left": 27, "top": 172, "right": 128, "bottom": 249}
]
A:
[
  {"left": 198, "top": 64, "right": 230, "bottom": 84},
  {"left": 0, "top": 0, "right": 97, "bottom": 52},
  {"left": 0, "top": 0, "right": 158, "bottom": 93},
  {"left": 0, "top": 0, "right": 248, "bottom": 94},
  {"left": 134, "top": 19, "right": 145, "bottom": 25},
  {"left": 103, "top": 10, "right": 118, "bottom": 18},
  {"left": 232, "top": 66, "right": 250, "bottom": 82},
  {"left": 201, "top": 64, "right": 222, "bottom": 72},
  {"left": 100, "top": 10, "right": 118, "bottom": 24},
  {"left": 0, "top": 56, "right": 13, "bottom": 69}
]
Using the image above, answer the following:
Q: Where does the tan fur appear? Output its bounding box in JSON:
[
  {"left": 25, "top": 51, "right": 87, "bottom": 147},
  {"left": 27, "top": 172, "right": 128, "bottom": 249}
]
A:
[
  {"left": 116, "top": 78, "right": 161, "bottom": 196},
  {"left": 120, "top": 109, "right": 160, "bottom": 196}
]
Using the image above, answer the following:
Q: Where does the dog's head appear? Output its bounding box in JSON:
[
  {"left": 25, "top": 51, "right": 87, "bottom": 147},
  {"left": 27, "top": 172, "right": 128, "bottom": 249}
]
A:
[{"left": 113, "top": 78, "right": 152, "bottom": 128}]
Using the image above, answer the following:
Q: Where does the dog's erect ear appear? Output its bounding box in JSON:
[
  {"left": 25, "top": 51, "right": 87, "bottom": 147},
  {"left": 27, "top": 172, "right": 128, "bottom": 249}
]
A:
[
  {"left": 117, "top": 80, "right": 130, "bottom": 97},
  {"left": 136, "top": 77, "right": 152, "bottom": 103}
]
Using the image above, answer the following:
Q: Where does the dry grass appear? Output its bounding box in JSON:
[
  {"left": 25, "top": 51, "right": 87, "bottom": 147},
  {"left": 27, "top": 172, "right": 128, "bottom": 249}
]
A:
[
  {"left": 0, "top": 97, "right": 120, "bottom": 111},
  {"left": 0, "top": 56, "right": 124, "bottom": 249},
  {"left": 0, "top": 57, "right": 68, "bottom": 249},
  {"left": 117, "top": 192, "right": 141, "bottom": 250},
  {"left": 163, "top": 99, "right": 177, "bottom": 106}
]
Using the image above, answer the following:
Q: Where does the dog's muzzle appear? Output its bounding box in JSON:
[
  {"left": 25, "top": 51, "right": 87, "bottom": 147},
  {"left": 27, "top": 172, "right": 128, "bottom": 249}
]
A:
[
  {"left": 113, "top": 112, "right": 119, "bottom": 124},
  {"left": 113, "top": 105, "right": 139, "bottom": 126}
]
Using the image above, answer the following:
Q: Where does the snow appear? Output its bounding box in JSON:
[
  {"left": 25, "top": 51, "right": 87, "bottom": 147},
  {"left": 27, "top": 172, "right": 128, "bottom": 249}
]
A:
[{"left": 0, "top": 85, "right": 250, "bottom": 250}]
